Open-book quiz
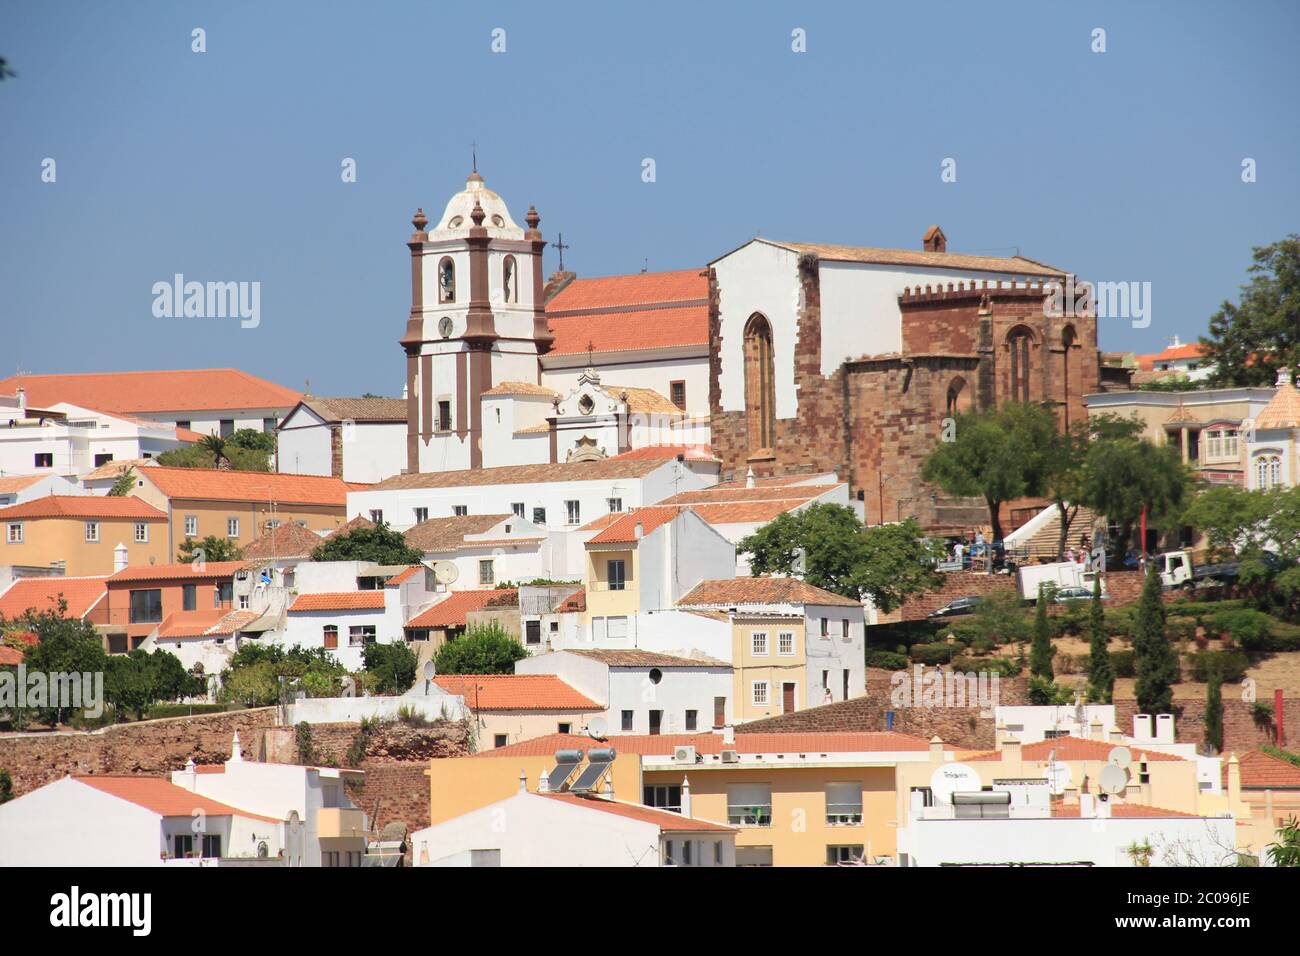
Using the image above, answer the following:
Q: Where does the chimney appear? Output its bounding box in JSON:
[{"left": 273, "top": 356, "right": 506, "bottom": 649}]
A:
[
  {"left": 745, "top": 467, "right": 755, "bottom": 490},
  {"left": 929, "top": 735, "right": 944, "bottom": 762},
  {"left": 633, "top": 519, "right": 644, "bottom": 540},
  {"left": 994, "top": 722, "right": 1007, "bottom": 752},
  {"left": 1002, "top": 735, "right": 1022, "bottom": 774},
  {"left": 1226, "top": 753, "right": 1241, "bottom": 807},
  {"left": 518, "top": 768, "right": 528, "bottom": 794},
  {"left": 1090, "top": 716, "right": 1104, "bottom": 741},
  {"left": 113, "top": 543, "right": 129, "bottom": 573},
  {"left": 537, "top": 769, "right": 550, "bottom": 794},
  {"left": 1133, "top": 714, "right": 1153, "bottom": 741},
  {"left": 722, "top": 724, "right": 735, "bottom": 746},
  {"left": 922, "top": 225, "right": 947, "bottom": 253},
  {"left": 15, "top": 387, "right": 25, "bottom": 415},
  {"left": 177, "top": 757, "right": 197, "bottom": 791},
  {"left": 1154, "top": 713, "right": 1175, "bottom": 744},
  {"left": 1109, "top": 726, "right": 1123, "bottom": 742},
  {"left": 230, "top": 731, "right": 243, "bottom": 764},
  {"left": 680, "top": 775, "right": 693, "bottom": 818}
]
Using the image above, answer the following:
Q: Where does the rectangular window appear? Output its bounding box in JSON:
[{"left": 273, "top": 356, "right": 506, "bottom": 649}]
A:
[
  {"left": 6, "top": 522, "right": 22, "bottom": 544},
  {"left": 494, "top": 734, "right": 508, "bottom": 749},
  {"left": 184, "top": 515, "right": 198, "bottom": 537},
  {"left": 606, "top": 616, "right": 629, "bottom": 639},
  {"left": 820, "top": 617, "right": 829, "bottom": 637},
  {"left": 525, "top": 620, "right": 541, "bottom": 645},
  {"left": 85, "top": 521, "right": 100, "bottom": 543},
  {"left": 220, "top": 419, "right": 234, "bottom": 438},
  {"left": 348, "top": 625, "right": 376, "bottom": 647},
  {"left": 826, "top": 782, "right": 863, "bottom": 826},
  {"left": 173, "top": 835, "right": 194, "bottom": 859},
  {"left": 607, "top": 559, "right": 626, "bottom": 591},
  {"left": 752, "top": 681, "right": 769, "bottom": 706},
  {"left": 453, "top": 505, "right": 468, "bottom": 517},
  {"left": 226, "top": 517, "right": 240, "bottom": 538},
  {"left": 129, "top": 589, "right": 163, "bottom": 624},
  {"left": 827, "top": 845, "right": 865, "bottom": 865},
  {"left": 323, "top": 625, "right": 338, "bottom": 650},
  {"left": 34, "top": 453, "right": 53, "bottom": 468},
  {"left": 685, "top": 709, "right": 698, "bottom": 732},
  {"left": 262, "top": 417, "right": 277, "bottom": 433},
  {"left": 557, "top": 722, "right": 571, "bottom": 734},
  {"left": 670, "top": 380, "right": 686, "bottom": 410},
  {"left": 437, "top": 401, "right": 452, "bottom": 432},
  {"left": 644, "top": 784, "right": 682, "bottom": 813},
  {"left": 751, "top": 632, "right": 768, "bottom": 655},
  {"left": 369, "top": 509, "right": 384, "bottom": 524},
  {"left": 94, "top": 453, "right": 114, "bottom": 468},
  {"left": 841, "top": 619, "right": 849, "bottom": 639},
  {"left": 182, "top": 584, "right": 197, "bottom": 611},
  {"left": 413, "top": 507, "right": 429, "bottom": 524},
  {"left": 714, "top": 696, "right": 726, "bottom": 728},
  {"left": 511, "top": 502, "right": 525, "bottom": 518},
  {"left": 176, "top": 420, "right": 190, "bottom": 431},
  {"left": 215, "top": 581, "right": 233, "bottom": 606},
  {"left": 648, "top": 709, "right": 663, "bottom": 735},
  {"left": 134, "top": 522, "right": 149, "bottom": 543},
  {"left": 201, "top": 834, "right": 222, "bottom": 858},
  {"left": 843, "top": 669, "right": 850, "bottom": 700},
  {"left": 479, "top": 559, "right": 494, "bottom": 585},
  {"left": 565, "top": 500, "right": 581, "bottom": 525},
  {"left": 727, "top": 784, "right": 772, "bottom": 827},
  {"left": 607, "top": 497, "right": 622, "bottom": 513},
  {"left": 532, "top": 507, "right": 546, "bottom": 526},
  {"left": 621, "top": 710, "right": 634, "bottom": 732},
  {"left": 778, "top": 631, "right": 794, "bottom": 655}
]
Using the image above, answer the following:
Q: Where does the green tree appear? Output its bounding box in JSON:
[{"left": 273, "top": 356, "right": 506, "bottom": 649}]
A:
[
  {"left": 17, "top": 604, "right": 109, "bottom": 726},
  {"left": 363, "top": 642, "right": 419, "bottom": 695},
  {"left": 1079, "top": 431, "right": 1191, "bottom": 556},
  {"left": 1266, "top": 816, "right": 1300, "bottom": 867},
  {"left": 311, "top": 521, "right": 422, "bottom": 565},
  {"left": 107, "top": 467, "right": 137, "bottom": 496},
  {"left": 921, "top": 404, "right": 1050, "bottom": 542},
  {"left": 228, "top": 428, "right": 276, "bottom": 455},
  {"left": 1132, "top": 568, "right": 1179, "bottom": 714},
  {"left": 1085, "top": 576, "right": 1114, "bottom": 703},
  {"left": 1201, "top": 235, "right": 1300, "bottom": 387},
  {"left": 433, "top": 623, "right": 527, "bottom": 675},
  {"left": 738, "top": 505, "right": 944, "bottom": 609},
  {"left": 177, "top": 534, "right": 245, "bottom": 564},
  {"left": 1204, "top": 663, "right": 1224, "bottom": 754},
  {"left": 971, "top": 590, "right": 1030, "bottom": 649},
  {"left": 1029, "top": 591, "right": 1054, "bottom": 680},
  {"left": 156, "top": 442, "right": 271, "bottom": 471}
]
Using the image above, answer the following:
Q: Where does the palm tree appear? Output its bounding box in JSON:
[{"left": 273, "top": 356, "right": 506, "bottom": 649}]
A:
[{"left": 200, "top": 434, "right": 230, "bottom": 469}]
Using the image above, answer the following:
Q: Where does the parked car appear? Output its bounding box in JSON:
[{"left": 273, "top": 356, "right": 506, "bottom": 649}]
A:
[
  {"left": 1052, "top": 585, "right": 1107, "bottom": 603},
  {"left": 927, "top": 596, "right": 981, "bottom": 619}
]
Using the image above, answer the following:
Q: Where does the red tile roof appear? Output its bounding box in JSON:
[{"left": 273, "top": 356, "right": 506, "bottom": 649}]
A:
[
  {"left": 241, "top": 522, "right": 326, "bottom": 559},
  {"left": 289, "top": 591, "right": 387, "bottom": 612},
  {"left": 0, "top": 476, "right": 46, "bottom": 494},
  {"left": 679, "top": 577, "right": 862, "bottom": 608},
  {"left": 0, "top": 369, "right": 300, "bottom": 415},
  {"left": 562, "top": 648, "right": 729, "bottom": 668},
  {"left": 140, "top": 467, "right": 351, "bottom": 507},
  {"left": 964, "top": 736, "right": 1183, "bottom": 762},
  {"left": 539, "top": 792, "right": 733, "bottom": 832},
  {"left": 0, "top": 576, "right": 108, "bottom": 620},
  {"left": 432, "top": 674, "right": 600, "bottom": 711},
  {"left": 586, "top": 506, "right": 682, "bottom": 544},
  {"left": 544, "top": 270, "right": 709, "bottom": 358},
  {"left": 74, "top": 775, "right": 282, "bottom": 823},
  {"left": 0, "top": 495, "right": 166, "bottom": 521},
  {"left": 107, "top": 561, "right": 248, "bottom": 583},
  {"left": 384, "top": 565, "right": 423, "bottom": 586},
  {"left": 405, "top": 588, "right": 518, "bottom": 629},
  {"left": 555, "top": 588, "right": 585, "bottom": 613},
  {"left": 1227, "top": 750, "right": 1300, "bottom": 789},
  {"left": 0, "top": 645, "right": 25, "bottom": 665},
  {"left": 1136, "top": 343, "right": 1206, "bottom": 371},
  {"left": 659, "top": 483, "right": 837, "bottom": 506},
  {"left": 607, "top": 444, "right": 719, "bottom": 463},
  {"left": 478, "top": 730, "right": 932, "bottom": 758}
]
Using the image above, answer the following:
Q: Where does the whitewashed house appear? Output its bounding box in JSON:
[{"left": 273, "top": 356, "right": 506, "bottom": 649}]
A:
[
  {"left": 276, "top": 396, "right": 408, "bottom": 485},
  {"left": 0, "top": 403, "right": 197, "bottom": 479}
]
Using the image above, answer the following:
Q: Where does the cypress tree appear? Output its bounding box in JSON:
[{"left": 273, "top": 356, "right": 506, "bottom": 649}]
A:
[
  {"left": 1086, "top": 575, "right": 1114, "bottom": 703},
  {"left": 1205, "top": 664, "right": 1224, "bottom": 754},
  {"left": 1030, "top": 590, "right": 1054, "bottom": 680},
  {"left": 1133, "top": 567, "right": 1178, "bottom": 714}
]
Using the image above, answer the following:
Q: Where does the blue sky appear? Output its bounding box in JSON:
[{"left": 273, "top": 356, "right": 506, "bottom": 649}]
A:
[{"left": 2, "top": 0, "right": 1297, "bottom": 396}]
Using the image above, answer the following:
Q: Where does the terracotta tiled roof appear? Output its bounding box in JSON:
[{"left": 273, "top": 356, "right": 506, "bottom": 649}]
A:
[
  {"left": 1136, "top": 343, "right": 1205, "bottom": 371},
  {"left": 241, "top": 522, "right": 325, "bottom": 559},
  {"left": 604, "top": 386, "right": 682, "bottom": 416},
  {"left": 432, "top": 674, "right": 600, "bottom": 711},
  {"left": 74, "top": 776, "right": 282, "bottom": 823},
  {"left": 1226, "top": 750, "right": 1300, "bottom": 789},
  {"left": 0, "top": 369, "right": 300, "bottom": 415},
  {"left": 297, "top": 397, "right": 407, "bottom": 423},
  {"left": 141, "top": 467, "right": 351, "bottom": 507},
  {"left": 0, "top": 475, "right": 46, "bottom": 493},
  {"left": 607, "top": 444, "right": 719, "bottom": 463},
  {"left": 481, "top": 381, "right": 559, "bottom": 398},
  {"left": 203, "top": 609, "right": 264, "bottom": 636},
  {"left": 1255, "top": 384, "right": 1300, "bottom": 429},
  {"left": 562, "top": 649, "right": 729, "bottom": 668},
  {"left": 1050, "top": 802, "right": 1199, "bottom": 819},
  {"left": 513, "top": 423, "right": 551, "bottom": 436},
  {"left": 539, "top": 792, "right": 734, "bottom": 832},
  {"left": 0, "top": 576, "right": 108, "bottom": 620},
  {"left": 586, "top": 506, "right": 682, "bottom": 545},
  {"left": 479, "top": 730, "right": 932, "bottom": 758},
  {"left": 548, "top": 305, "right": 709, "bottom": 357},
  {"left": 328, "top": 515, "right": 375, "bottom": 538},
  {"left": 81, "top": 458, "right": 159, "bottom": 482},
  {"left": 660, "top": 483, "right": 836, "bottom": 506},
  {"left": 289, "top": 591, "right": 387, "bottom": 612},
  {"left": 679, "top": 577, "right": 862, "bottom": 609},
  {"left": 0, "top": 645, "right": 24, "bottom": 665},
  {"left": 556, "top": 588, "right": 585, "bottom": 613},
  {"left": 757, "top": 239, "right": 1066, "bottom": 277},
  {"left": 0, "top": 495, "right": 166, "bottom": 521},
  {"left": 404, "top": 588, "right": 518, "bottom": 629},
  {"left": 404, "top": 514, "right": 509, "bottom": 552},
  {"left": 383, "top": 565, "right": 423, "bottom": 586},
  {"left": 157, "top": 609, "right": 227, "bottom": 638},
  {"left": 545, "top": 269, "right": 707, "bottom": 314},
  {"left": 371, "top": 458, "right": 668, "bottom": 491},
  {"left": 691, "top": 500, "right": 814, "bottom": 524},
  {"left": 963, "top": 736, "right": 1183, "bottom": 762},
  {"left": 107, "top": 561, "right": 248, "bottom": 583},
  {"left": 176, "top": 427, "right": 207, "bottom": 442}
]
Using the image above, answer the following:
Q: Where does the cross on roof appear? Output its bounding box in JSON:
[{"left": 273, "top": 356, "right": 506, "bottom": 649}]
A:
[
  {"left": 471, "top": 140, "right": 477, "bottom": 173},
  {"left": 554, "top": 232, "right": 570, "bottom": 271},
  {"left": 586, "top": 340, "right": 595, "bottom": 363}
]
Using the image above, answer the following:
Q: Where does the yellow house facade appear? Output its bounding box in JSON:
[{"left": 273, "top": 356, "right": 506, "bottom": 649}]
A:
[
  {"left": 730, "top": 614, "right": 807, "bottom": 722},
  {"left": 0, "top": 496, "right": 170, "bottom": 575}
]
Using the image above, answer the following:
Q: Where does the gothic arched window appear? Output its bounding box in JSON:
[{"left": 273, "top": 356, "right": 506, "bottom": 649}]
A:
[
  {"left": 1007, "top": 327, "right": 1033, "bottom": 403},
  {"left": 744, "top": 313, "right": 776, "bottom": 454},
  {"left": 502, "top": 255, "right": 517, "bottom": 303},
  {"left": 437, "top": 257, "right": 456, "bottom": 304}
]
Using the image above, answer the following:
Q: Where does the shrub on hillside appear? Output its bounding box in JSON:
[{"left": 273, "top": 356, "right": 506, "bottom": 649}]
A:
[
  {"left": 1208, "top": 609, "right": 1274, "bottom": 651},
  {"left": 909, "top": 642, "right": 957, "bottom": 666},
  {"left": 1110, "top": 649, "right": 1137, "bottom": 678},
  {"left": 865, "top": 649, "right": 909, "bottom": 671},
  {"left": 1189, "top": 650, "right": 1250, "bottom": 684}
]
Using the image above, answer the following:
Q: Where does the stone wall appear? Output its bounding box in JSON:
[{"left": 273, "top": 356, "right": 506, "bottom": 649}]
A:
[{"left": 1114, "top": 698, "right": 1299, "bottom": 756}]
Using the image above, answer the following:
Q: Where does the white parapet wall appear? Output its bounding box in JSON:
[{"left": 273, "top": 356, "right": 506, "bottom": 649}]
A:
[{"left": 286, "top": 691, "right": 468, "bottom": 725}]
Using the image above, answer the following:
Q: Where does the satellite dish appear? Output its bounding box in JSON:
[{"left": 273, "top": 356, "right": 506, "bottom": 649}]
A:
[
  {"left": 1044, "top": 761, "right": 1072, "bottom": 795},
  {"left": 433, "top": 561, "right": 459, "bottom": 584},
  {"left": 1099, "top": 763, "right": 1129, "bottom": 796},
  {"left": 423, "top": 661, "right": 436, "bottom": 680},
  {"left": 587, "top": 716, "right": 607, "bottom": 740},
  {"left": 929, "top": 763, "right": 981, "bottom": 804},
  {"left": 1108, "top": 746, "right": 1132, "bottom": 770}
]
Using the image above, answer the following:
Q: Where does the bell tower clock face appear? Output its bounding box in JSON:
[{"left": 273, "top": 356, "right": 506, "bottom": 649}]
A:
[{"left": 438, "top": 316, "right": 454, "bottom": 339}]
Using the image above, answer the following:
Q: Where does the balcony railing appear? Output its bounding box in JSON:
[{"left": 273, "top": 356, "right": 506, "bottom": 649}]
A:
[
  {"left": 826, "top": 804, "right": 864, "bottom": 826},
  {"left": 727, "top": 806, "right": 772, "bottom": 827}
]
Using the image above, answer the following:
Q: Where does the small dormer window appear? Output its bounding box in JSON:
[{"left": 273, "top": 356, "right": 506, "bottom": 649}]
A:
[{"left": 438, "top": 257, "right": 455, "bottom": 303}]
